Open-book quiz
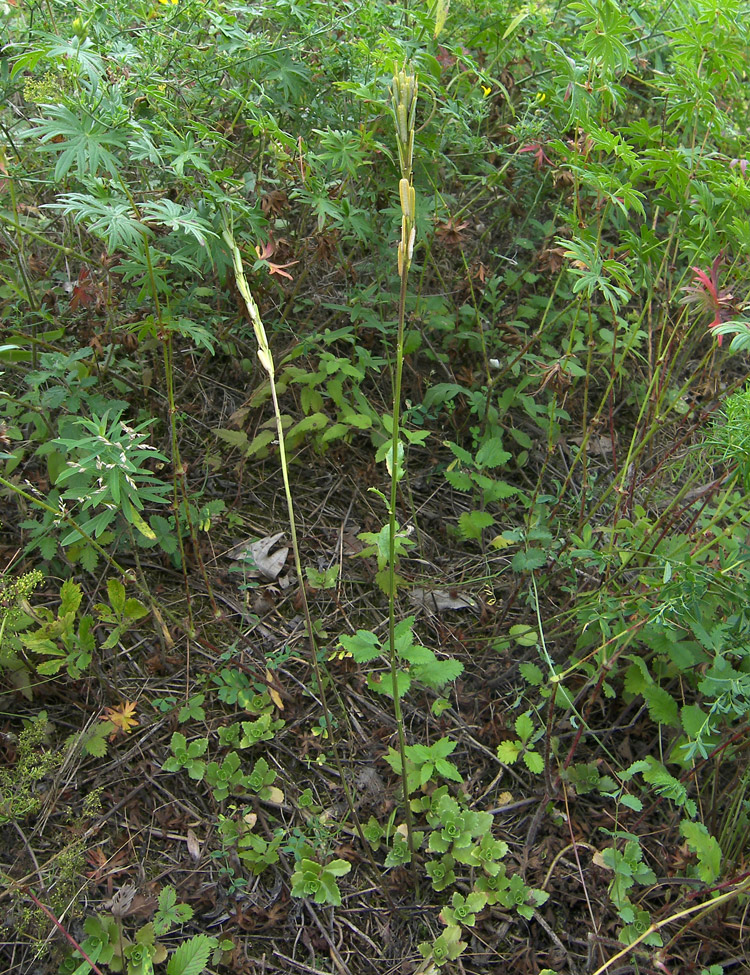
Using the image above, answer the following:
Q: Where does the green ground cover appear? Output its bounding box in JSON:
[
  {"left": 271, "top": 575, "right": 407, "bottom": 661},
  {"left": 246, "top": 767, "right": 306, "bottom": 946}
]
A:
[{"left": 2, "top": 0, "right": 750, "bottom": 972}]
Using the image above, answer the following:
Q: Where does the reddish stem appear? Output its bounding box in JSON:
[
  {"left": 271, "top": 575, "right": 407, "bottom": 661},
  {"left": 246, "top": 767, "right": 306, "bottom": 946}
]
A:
[{"left": 22, "top": 888, "right": 107, "bottom": 975}]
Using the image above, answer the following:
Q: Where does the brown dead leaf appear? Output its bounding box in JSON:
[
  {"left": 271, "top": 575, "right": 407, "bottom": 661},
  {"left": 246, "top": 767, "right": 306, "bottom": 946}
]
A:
[
  {"left": 568, "top": 434, "right": 617, "bottom": 456},
  {"left": 105, "top": 883, "right": 138, "bottom": 917},
  {"left": 227, "top": 532, "right": 289, "bottom": 580},
  {"left": 408, "top": 588, "right": 478, "bottom": 613},
  {"left": 186, "top": 828, "right": 201, "bottom": 862}
]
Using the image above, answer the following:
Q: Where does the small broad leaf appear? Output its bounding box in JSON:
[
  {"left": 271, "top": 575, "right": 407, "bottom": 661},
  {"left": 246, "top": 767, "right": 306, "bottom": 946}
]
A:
[
  {"left": 107, "top": 579, "right": 126, "bottom": 615},
  {"left": 458, "top": 510, "right": 495, "bottom": 541},
  {"left": 444, "top": 469, "right": 473, "bottom": 491},
  {"left": 475, "top": 437, "right": 511, "bottom": 469},
  {"left": 511, "top": 549, "right": 546, "bottom": 572},
  {"left": 215, "top": 428, "right": 249, "bottom": 449},
  {"left": 679, "top": 820, "right": 722, "bottom": 882},
  {"left": 324, "top": 858, "right": 352, "bottom": 878},
  {"left": 82, "top": 722, "right": 112, "bottom": 757},
  {"left": 340, "top": 629, "right": 381, "bottom": 662},
  {"left": 514, "top": 712, "right": 534, "bottom": 743},
  {"left": 367, "top": 670, "right": 411, "bottom": 698},
  {"left": 524, "top": 750, "right": 544, "bottom": 774},
  {"left": 519, "top": 662, "right": 544, "bottom": 686},
  {"left": 166, "top": 933, "right": 216, "bottom": 975},
  {"left": 497, "top": 740, "right": 522, "bottom": 764},
  {"left": 680, "top": 704, "right": 708, "bottom": 738},
  {"left": 434, "top": 758, "right": 464, "bottom": 782},
  {"left": 619, "top": 795, "right": 643, "bottom": 812},
  {"left": 642, "top": 684, "right": 679, "bottom": 727},
  {"left": 510, "top": 625, "right": 538, "bottom": 647},
  {"left": 60, "top": 579, "right": 83, "bottom": 616}
]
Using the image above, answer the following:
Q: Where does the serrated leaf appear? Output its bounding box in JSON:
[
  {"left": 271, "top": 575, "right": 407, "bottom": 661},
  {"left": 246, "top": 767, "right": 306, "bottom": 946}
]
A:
[
  {"left": 340, "top": 629, "right": 381, "bottom": 662},
  {"left": 83, "top": 722, "right": 112, "bottom": 757},
  {"left": 444, "top": 469, "right": 473, "bottom": 491},
  {"left": 619, "top": 794, "right": 643, "bottom": 812},
  {"left": 679, "top": 820, "right": 722, "bottom": 882},
  {"left": 158, "top": 886, "right": 177, "bottom": 913},
  {"left": 170, "top": 732, "right": 187, "bottom": 752},
  {"left": 60, "top": 579, "right": 83, "bottom": 615},
  {"left": 511, "top": 548, "right": 546, "bottom": 572},
  {"left": 393, "top": 615, "right": 417, "bottom": 651},
  {"left": 681, "top": 704, "right": 708, "bottom": 738},
  {"left": 642, "top": 684, "right": 679, "bottom": 727},
  {"left": 367, "top": 670, "right": 411, "bottom": 698},
  {"left": 515, "top": 712, "right": 535, "bottom": 742},
  {"left": 622, "top": 671, "right": 647, "bottom": 703},
  {"left": 428, "top": 737, "right": 457, "bottom": 759},
  {"left": 413, "top": 655, "right": 464, "bottom": 689},
  {"left": 166, "top": 934, "right": 216, "bottom": 975},
  {"left": 444, "top": 440, "right": 474, "bottom": 465},
  {"left": 434, "top": 758, "right": 463, "bottom": 782},
  {"left": 475, "top": 438, "right": 511, "bottom": 469},
  {"left": 497, "top": 740, "right": 521, "bottom": 764},
  {"left": 246, "top": 429, "right": 276, "bottom": 457},
  {"left": 458, "top": 510, "right": 495, "bottom": 541},
  {"left": 524, "top": 750, "right": 544, "bottom": 774},
  {"left": 519, "top": 662, "right": 544, "bottom": 686},
  {"left": 79, "top": 545, "right": 100, "bottom": 572},
  {"left": 36, "top": 659, "right": 65, "bottom": 675}
]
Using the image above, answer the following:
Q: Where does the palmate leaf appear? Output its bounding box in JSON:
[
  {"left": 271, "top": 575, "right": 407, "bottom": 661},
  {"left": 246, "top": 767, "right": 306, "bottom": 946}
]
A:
[
  {"left": 262, "top": 52, "right": 312, "bottom": 102},
  {"left": 154, "top": 886, "right": 193, "bottom": 936},
  {"left": 48, "top": 188, "right": 147, "bottom": 252},
  {"left": 11, "top": 34, "right": 106, "bottom": 87},
  {"left": 26, "top": 105, "right": 128, "bottom": 180},
  {"left": 141, "top": 199, "right": 218, "bottom": 247}
]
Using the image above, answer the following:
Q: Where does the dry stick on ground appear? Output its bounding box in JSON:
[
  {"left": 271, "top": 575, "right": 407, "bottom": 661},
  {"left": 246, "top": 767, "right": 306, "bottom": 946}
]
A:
[{"left": 304, "top": 901, "right": 352, "bottom": 975}]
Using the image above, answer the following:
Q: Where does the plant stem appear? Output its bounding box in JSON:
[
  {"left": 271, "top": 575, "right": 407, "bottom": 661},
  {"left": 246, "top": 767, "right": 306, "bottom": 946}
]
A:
[
  {"left": 222, "top": 228, "right": 385, "bottom": 887},
  {"left": 387, "top": 253, "right": 417, "bottom": 865},
  {"left": 22, "top": 888, "right": 107, "bottom": 975}
]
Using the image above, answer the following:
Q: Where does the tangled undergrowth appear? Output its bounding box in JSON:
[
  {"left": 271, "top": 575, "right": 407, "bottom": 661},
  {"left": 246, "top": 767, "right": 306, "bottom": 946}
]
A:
[{"left": 2, "top": 1, "right": 750, "bottom": 973}]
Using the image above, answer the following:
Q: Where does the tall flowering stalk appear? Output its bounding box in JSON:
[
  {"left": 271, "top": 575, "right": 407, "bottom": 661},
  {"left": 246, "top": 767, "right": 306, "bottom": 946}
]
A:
[
  {"left": 222, "top": 227, "right": 366, "bottom": 848},
  {"left": 387, "top": 67, "right": 419, "bottom": 858}
]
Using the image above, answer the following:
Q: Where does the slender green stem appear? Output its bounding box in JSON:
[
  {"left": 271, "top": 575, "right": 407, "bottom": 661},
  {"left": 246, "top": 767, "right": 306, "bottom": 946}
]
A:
[
  {"left": 387, "top": 65, "right": 420, "bottom": 867},
  {"left": 222, "top": 229, "right": 392, "bottom": 894},
  {"left": 387, "top": 265, "right": 416, "bottom": 862}
]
